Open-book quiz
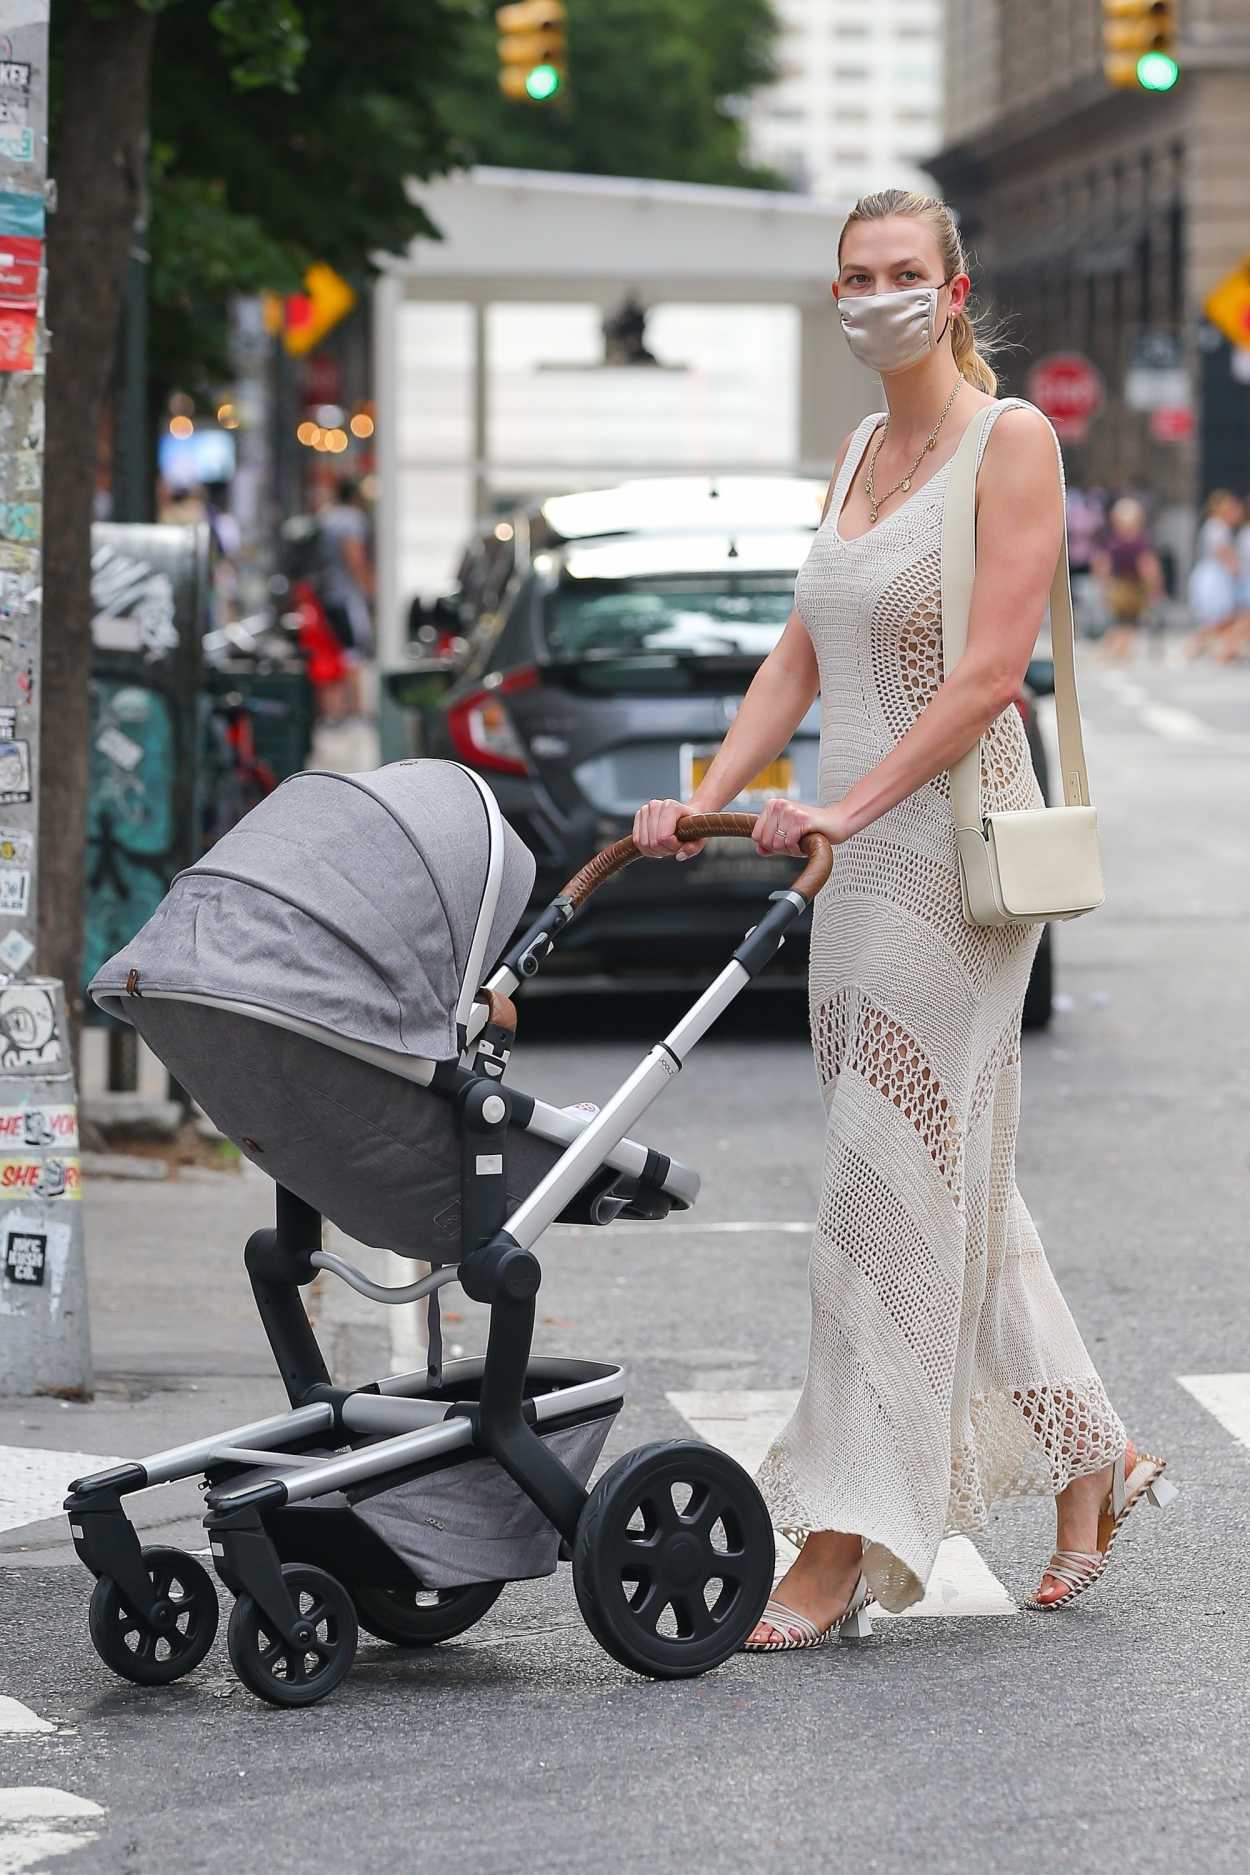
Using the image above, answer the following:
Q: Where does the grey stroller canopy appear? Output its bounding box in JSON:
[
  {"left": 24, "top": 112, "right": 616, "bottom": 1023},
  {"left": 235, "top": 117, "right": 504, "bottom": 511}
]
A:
[
  {"left": 92, "top": 761, "right": 536, "bottom": 1062},
  {"left": 89, "top": 762, "right": 557, "bottom": 1254}
]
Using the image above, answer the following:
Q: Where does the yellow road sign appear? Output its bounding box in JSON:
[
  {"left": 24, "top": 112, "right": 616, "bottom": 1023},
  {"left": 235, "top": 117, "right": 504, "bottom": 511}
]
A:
[
  {"left": 1205, "top": 256, "right": 1250, "bottom": 350},
  {"left": 279, "top": 264, "right": 357, "bottom": 358}
]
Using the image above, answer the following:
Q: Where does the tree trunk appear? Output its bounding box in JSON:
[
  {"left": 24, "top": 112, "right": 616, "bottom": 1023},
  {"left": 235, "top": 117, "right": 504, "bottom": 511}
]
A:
[{"left": 40, "top": 4, "right": 157, "bottom": 1049}]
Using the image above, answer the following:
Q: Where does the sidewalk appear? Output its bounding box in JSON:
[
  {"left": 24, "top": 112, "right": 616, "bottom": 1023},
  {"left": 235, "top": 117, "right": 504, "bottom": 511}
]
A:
[{"left": 0, "top": 1158, "right": 443, "bottom": 1566}]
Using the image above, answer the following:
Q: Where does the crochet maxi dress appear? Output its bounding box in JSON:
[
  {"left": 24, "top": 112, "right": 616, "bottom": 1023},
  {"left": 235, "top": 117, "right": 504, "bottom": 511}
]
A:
[{"left": 755, "top": 396, "right": 1127, "bottom": 1613}]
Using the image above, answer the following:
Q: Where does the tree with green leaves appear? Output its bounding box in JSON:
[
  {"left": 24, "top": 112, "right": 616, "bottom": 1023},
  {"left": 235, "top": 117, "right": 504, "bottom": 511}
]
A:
[
  {"left": 43, "top": 0, "right": 783, "bottom": 1037},
  {"left": 44, "top": 0, "right": 470, "bottom": 1032}
]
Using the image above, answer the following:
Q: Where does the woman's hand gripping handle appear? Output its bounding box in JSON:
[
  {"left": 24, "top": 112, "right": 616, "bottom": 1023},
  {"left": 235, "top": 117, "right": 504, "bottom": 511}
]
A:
[{"left": 561, "top": 814, "right": 834, "bottom": 912}]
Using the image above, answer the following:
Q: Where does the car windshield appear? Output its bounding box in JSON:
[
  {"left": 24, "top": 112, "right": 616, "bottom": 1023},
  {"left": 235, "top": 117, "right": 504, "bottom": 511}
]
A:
[{"left": 540, "top": 578, "right": 795, "bottom": 660}]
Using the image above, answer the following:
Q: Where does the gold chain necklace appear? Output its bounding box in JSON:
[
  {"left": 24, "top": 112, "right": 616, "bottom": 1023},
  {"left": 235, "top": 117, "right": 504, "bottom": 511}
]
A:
[{"left": 864, "top": 378, "right": 963, "bottom": 525}]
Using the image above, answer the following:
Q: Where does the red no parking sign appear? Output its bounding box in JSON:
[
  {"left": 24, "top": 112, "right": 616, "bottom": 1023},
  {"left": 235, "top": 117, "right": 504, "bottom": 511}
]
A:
[{"left": 1026, "top": 352, "right": 1105, "bottom": 443}]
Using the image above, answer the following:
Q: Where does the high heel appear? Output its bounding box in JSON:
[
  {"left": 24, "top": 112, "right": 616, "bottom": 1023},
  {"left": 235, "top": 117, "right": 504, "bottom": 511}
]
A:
[
  {"left": 1028, "top": 1449, "right": 1176, "bottom": 1612},
  {"left": 742, "top": 1575, "right": 874, "bottom": 1652}
]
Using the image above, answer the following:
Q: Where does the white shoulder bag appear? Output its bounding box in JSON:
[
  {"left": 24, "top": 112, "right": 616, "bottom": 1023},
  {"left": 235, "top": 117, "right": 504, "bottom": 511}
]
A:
[{"left": 940, "top": 402, "right": 1105, "bottom": 928}]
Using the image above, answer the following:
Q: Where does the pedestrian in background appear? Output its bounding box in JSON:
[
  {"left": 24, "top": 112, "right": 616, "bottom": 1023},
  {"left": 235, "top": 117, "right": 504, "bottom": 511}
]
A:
[
  {"left": 1065, "top": 484, "right": 1108, "bottom": 638},
  {"left": 1092, "top": 496, "right": 1163, "bottom": 665},
  {"left": 634, "top": 187, "right": 1173, "bottom": 1647},
  {"left": 1184, "top": 490, "right": 1247, "bottom": 661},
  {"left": 315, "top": 478, "right": 376, "bottom": 722}
]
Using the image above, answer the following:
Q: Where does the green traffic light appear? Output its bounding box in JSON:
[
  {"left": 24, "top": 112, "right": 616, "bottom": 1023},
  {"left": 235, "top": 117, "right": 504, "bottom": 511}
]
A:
[
  {"left": 526, "top": 62, "right": 560, "bottom": 100},
  {"left": 1136, "top": 50, "right": 1178, "bottom": 91}
]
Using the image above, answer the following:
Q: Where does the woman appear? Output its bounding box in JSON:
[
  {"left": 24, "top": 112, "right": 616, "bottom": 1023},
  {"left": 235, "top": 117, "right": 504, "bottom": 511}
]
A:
[
  {"left": 1092, "top": 496, "right": 1163, "bottom": 666},
  {"left": 1184, "top": 490, "right": 1246, "bottom": 661},
  {"left": 632, "top": 188, "right": 1173, "bottom": 1648}
]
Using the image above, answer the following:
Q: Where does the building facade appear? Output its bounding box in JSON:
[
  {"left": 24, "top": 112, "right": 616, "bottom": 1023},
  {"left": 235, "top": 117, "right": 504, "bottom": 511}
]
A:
[
  {"left": 744, "top": 0, "right": 944, "bottom": 203},
  {"left": 930, "top": 0, "right": 1250, "bottom": 522}
]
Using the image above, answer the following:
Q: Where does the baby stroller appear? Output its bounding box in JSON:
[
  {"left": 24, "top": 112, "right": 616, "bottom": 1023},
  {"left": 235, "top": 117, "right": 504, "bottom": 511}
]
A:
[{"left": 65, "top": 761, "right": 831, "bottom": 1705}]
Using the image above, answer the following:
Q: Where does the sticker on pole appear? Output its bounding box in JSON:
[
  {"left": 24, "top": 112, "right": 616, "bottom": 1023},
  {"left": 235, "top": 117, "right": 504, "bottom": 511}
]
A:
[{"left": 4, "top": 1225, "right": 45, "bottom": 1285}]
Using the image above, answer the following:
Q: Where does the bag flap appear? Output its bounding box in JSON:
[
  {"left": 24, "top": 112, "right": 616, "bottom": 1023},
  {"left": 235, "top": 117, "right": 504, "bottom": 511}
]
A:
[{"left": 984, "top": 807, "right": 1104, "bottom": 916}]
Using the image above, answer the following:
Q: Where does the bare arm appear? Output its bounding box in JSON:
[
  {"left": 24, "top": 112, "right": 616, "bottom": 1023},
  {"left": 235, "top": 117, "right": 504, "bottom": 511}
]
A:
[
  {"left": 633, "top": 432, "right": 853, "bottom": 858},
  {"left": 753, "top": 407, "right": 1063, "bottom": 854}
]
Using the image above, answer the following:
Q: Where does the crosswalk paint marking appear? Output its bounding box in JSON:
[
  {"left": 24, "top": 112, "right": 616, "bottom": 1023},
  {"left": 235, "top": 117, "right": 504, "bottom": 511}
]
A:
[
  {"left": 0, "top": 1698, "right": 54, "bottom": 1735},
  {"left": 668, "top": 1388, "right": 1017, "bottom": 1617},
  {"left": 0, "top": 1445, "right": 121, "bottom": 1539},
  {"left": 0, "top": 1789, "right": 104, "bottom": 1875},
  {"left": 1177, "top": 1374, "right": 1250, "bottom": 1452}
]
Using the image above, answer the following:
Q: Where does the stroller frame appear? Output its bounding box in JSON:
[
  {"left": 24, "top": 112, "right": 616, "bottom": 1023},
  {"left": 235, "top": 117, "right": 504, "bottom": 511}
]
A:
[{"left": 65, "top": 814, "right": 834, "bottom": 1694}]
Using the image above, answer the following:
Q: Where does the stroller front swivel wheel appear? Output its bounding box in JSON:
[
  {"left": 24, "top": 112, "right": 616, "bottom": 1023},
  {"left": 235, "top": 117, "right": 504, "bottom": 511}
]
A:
[
  {"left": 572, "top": 1441, "right": 773, "bottom": 1679},
  {"left": 88, "top": 1546, "right": 220, "bottom": 1687},
  {"left": 227, "top": 1563, "right": 358, "bottom": 1708},
  {"left": 352, "top": 1577, "right": 504, "bottom": 1648}
]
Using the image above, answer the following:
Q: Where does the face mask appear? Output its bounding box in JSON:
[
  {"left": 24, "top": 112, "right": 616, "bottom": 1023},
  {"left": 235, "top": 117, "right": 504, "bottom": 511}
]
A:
[{"left": 837, "top": 283, "right": 952, "bottom": 375}]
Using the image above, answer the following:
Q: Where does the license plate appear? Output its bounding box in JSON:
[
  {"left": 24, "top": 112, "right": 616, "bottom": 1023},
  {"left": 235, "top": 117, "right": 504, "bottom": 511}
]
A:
[{"left": 681, "top": 748, "right": 796, "bottom": 807}]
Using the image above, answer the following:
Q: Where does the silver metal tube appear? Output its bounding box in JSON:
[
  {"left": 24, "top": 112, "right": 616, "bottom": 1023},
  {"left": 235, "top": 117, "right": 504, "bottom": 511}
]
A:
[
  {"left": 505, "top": 1049, "right": 679, "bottom": 1248},
  {"left": 206, "top": 1446, "right": 329, "bottom": 1469},
  {"left": 341, "top": 1395, "right": 451, "bottom": 1434},
  {"left": 310, "top": 1250, "right": 459, "bottom": 1306},
  {"left": 663, "top": 960, "right": 750, "bottom": 1059},
  {"left": 140, "top": 1403, "right": 335, "bottom": 1488},
  {"left": 215, "top": 1418, "right": 476, "bottom": 1507}
]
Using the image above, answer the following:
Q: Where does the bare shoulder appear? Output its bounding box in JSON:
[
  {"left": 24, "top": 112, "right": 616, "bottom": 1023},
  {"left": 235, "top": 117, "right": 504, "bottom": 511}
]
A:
[{"left": 981, "top": 401, "right": 1061, "bottom": 477}]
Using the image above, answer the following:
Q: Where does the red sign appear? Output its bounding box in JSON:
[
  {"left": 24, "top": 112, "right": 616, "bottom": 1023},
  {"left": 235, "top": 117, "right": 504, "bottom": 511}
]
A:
[
  {"left": 1149, "top": 405, "right": 1194, "bottom": 443},
  {"left": 0, "top": 304, "right": 34, "bottom": 372},
  {"left": 1026, "top": 352, "right": 1105, "bottom": 443},
  {"left": 0, "top": 235, "right": 40, "bottom": 305}
]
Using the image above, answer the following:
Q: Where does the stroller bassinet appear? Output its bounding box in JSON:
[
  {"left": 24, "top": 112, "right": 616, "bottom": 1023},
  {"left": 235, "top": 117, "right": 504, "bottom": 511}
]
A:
[
  {"left": 68, "top": 761, "right": 835, "bottom": 1701},
  {"left": 90, "top": 761, "right": 567, "bottom": 1250}
]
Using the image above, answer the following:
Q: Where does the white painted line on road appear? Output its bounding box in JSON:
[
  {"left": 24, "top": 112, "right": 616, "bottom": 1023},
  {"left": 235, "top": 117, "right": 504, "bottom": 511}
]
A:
[
  {"left": 560, "top": 1221, "right": 813, "bottom": 1237},
  {"left": 1177, "top": 1374, "right": 1250, "bottom": 1452},
  {"left": 0, "top": 1698, "right": 54, "bottom": 1735},
  {"left": 1139, "top": 702, "right": 1212, "bottom": 743},
  {"left": 0, "top": 1446, "right": 121, "bottom": 1539},
  {"left": 1098, "top": 670, "right": 1250, "bottom": 755},
  {"left": 669, "top": 1388, "right": 1017, "bottom": 1617},
  {"left": 0, "top": 1789, "right": 104, "bottom": 1875}
]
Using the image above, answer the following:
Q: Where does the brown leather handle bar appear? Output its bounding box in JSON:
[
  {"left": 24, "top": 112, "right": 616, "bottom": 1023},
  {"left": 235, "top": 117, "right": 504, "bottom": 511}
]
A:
[{"left": 559, "top": 813, "right": 834, "bottom": 912}]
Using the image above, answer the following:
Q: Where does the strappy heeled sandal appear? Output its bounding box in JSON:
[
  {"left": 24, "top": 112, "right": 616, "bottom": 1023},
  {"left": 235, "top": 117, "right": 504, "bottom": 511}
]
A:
[
  {"left": 1028, "top": 1448, "right": 1178, "bottom": 1612},
  {"left": 742, "top": 1575, "right": 874, "bottom": 1651}
]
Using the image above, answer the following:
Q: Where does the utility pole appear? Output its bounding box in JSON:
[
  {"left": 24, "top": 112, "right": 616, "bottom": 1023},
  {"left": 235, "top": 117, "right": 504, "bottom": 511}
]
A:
[{"left": 0, "top": 0, "right": 92, "bottom": 1397}]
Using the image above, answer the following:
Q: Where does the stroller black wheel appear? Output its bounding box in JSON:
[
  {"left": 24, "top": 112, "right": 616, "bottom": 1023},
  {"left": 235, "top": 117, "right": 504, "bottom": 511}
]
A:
[
  {"left": 227, "top": 1563, "right": 357, "bottom": 1708},
  {"left": 352, "top": 1578, "right": 504, "bottom": 1648},
  {"left": 573, "top": 1441, "right": 773, "bottom": 1679},
  {"left": 88, "top": 1547, "right": 219, "bottom": 1687}
]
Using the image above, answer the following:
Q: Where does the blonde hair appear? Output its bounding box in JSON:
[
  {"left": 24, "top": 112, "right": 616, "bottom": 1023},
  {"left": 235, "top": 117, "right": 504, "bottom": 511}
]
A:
[{"left": 838, "top": 188, "right": 1001, "bottom": 394}]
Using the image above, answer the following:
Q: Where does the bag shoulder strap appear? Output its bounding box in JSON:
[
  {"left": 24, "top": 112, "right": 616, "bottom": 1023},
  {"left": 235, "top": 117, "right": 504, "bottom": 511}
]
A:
[{"left": 940, "top": 398, "right": 1092, "bottom": 832}]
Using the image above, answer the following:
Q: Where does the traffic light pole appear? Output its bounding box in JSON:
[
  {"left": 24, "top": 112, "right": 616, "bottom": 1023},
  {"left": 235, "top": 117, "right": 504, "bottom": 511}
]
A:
[{"left": 0, "top": 1, "right": 93, "bottom": 1397}]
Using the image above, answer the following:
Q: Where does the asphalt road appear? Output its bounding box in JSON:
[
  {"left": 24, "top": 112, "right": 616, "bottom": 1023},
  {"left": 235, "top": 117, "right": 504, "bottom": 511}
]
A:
[{"left": 2, "top": 652, "right": 1248, "bottom": 1875}]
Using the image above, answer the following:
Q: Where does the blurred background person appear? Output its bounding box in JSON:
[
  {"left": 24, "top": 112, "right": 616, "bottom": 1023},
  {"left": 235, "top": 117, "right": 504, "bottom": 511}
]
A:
[
  {"left": 1092, "top": 496, "right": 1164, "bottom": 666},
  {"left": 314, "top": 478, "right": 375, "bottom": 722},
  {"left": 1184, "top": 490, "right": 1246, "bottom": 661},
  {"left": 1065, "top": 484, "right": 1108, "bottom": 639}
]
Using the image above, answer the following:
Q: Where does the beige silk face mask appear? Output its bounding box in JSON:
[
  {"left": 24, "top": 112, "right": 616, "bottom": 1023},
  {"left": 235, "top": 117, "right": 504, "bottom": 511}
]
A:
[{"left": 837, "top": 285, "right": 950, "bottom": 374}]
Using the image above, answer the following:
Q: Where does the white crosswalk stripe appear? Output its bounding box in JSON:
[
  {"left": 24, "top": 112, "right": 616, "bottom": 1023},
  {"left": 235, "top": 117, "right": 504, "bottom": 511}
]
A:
[
  {"left": 667, "top": 1388, "right": 1017, "bottom": 1616},
  {"left": 0, "top": 1445, "right": 121, "bottom": 1539},
  {"left": 1177, "top": 1374, "right": 1250, "bottom": 1451},
  {"left": 0, "top": 1790, "right": 104, "bottom": 1875},
  {"left": 0, "top": 1697, "right": 54, "bottom": 1735}
]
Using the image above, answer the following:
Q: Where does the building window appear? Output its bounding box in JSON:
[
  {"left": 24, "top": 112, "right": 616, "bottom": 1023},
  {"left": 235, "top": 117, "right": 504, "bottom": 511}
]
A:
[{"left": 832, "top": 63, "right": 871, "bottom": 80}]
